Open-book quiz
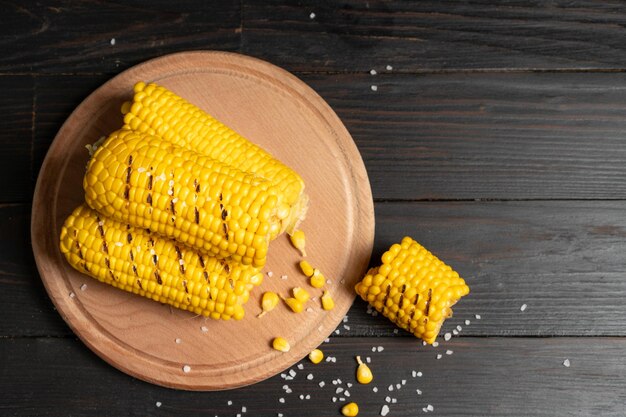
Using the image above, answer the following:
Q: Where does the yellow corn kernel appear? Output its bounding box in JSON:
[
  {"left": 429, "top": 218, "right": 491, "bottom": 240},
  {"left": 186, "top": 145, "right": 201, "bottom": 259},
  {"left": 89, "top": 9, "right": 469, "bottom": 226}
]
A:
[
  {"left": 354, "top": 236, "right": 470, "bottom": 344},
  {"left": 83, "top": 129, "right": 281, "bottom": 268},
  {"left": 299, "top": 260, "right": 314, "bottom": 277},
  {"left": 355, "top": 356, "right": 373, "bottom": 384},
  {"left": 284, "top": 297, "right": 304, "bottom": 313},
  {"left": 309, "top": 269, "right": 325, "bottom": 288},
  {"left": 308, "top": 348, "right": 324, "bottom": 364},
  {"left": 341, "top": 402, "right": 359, "bottom": 417},
  {"left": 272, "top": 337, "right": 290, "bottom": 352},
  {"left": 59, "top": 204, "right": 261, "bottom": 320},
  {"left": 257, "top": 291, "right": 279, "bottom": 318},
  {"left": 289, "top": 229, "right": 306, "bottom": 256},
  {"left": 292, "top": 287, "right": 310, "bottom": 303},
  {"left": 321, "top": 290, "right": 334, "bottom": 311}
]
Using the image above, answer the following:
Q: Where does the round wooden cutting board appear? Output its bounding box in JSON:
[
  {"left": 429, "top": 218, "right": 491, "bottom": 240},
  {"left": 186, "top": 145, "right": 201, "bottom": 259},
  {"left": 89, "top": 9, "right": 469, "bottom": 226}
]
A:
[{"left": 31, "top": 51, "right": 374, "bottom": 390}]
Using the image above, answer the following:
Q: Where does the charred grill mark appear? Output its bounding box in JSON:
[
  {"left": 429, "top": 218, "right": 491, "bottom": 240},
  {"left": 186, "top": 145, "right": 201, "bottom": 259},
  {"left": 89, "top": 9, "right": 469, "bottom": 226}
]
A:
[
  {"left": 75, "top": 241, "right": 84, "bottom": 260},
  {"left": 228, "top": 278, "right": 234, "bottom": 289},
  {"left": 182, "top": 280, "right": 189, "bottom": 294},
  {"left": 425, "top": 288, "right": 433, "bottom": 317},
  {"left": 152, "top": 254, "right": 158, "bottom": 265},
  {"left": 194, "top": 180, "right": 200, "bottom": 193},
  {"left": 146, "top": 169, "right": 153, "bottom": 205},
  {"left": 198, "top": 255, "right": 205, "bottom": 268},
  {"left": 219, "top": 258, "right": 231, "bottom": 275},
  {"left": 154, "top": 271, "right": 162, "bottom": 285},
  {"left": 148, "top": 234, "right": 161, "bottom": 284},
  {"left": 126, "top": 224, "right": 133, "bottom": 244},
  {"left": 175, "top": 245, "right": 185, "bottom": 275},
  {"left": 198, "top": 254, "right": 209, "bottom": 283},
  {"left": 411, "top": 293, "right": 421, "bottom": 322},
  {"left": 132, "top": 265, "right": 138, "bottom": 276},
  {"left": 222, "top": 223, "right": 229, "bottom": 240},
  {"left": 398, "top": 284, "right": 406, "bottom": 314},
  {"left": 382, "top": 283, "right": 392, "bottom": 307},
  {"left": 124, "top": 155, "right": 132, "bottom": 201},
  {"left": 137, "top": 278, "right": 143, "bottom": 289},
  {"left": 221, "top": 209, "right": 228, "bottom": 221},
  {"left": 194, "top": 207, "right": 200, "bottom": 224},
  {"left": 96, "top": 215, "right": 115, "bottom": 279},
  {"left": 218, "top": 193, "right": 228, "bottom": 240}
]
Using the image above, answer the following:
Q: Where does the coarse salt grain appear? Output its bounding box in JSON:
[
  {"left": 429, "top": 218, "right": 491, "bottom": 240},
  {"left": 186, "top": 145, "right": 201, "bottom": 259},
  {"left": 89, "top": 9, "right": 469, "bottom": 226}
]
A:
[
  {"left": 182, "top": 365, "right": 191, "bottom": 373},
  {"left": 69, "top": 292, "right": 76, "bottom": 298},
  {"left": 137, "top": 167, "right": 146, "bottom": 173},
  {"left": 453, "top": 329, "right": 459, "bottom": 335},
  {"left": 201, "top": 326, "right": 208, "bottom": 332},
  {"left": 475, "top": 314, "right": 482, "bottom": 319},
  {"left": 306, "top": 307, "right": 314, "bottom": 313},
  {"left": 366, "top": 357, "right": 371, "bottom": 363},
  {"left": 436, "top": 354, "right": 443, "bottom": 360},
  {"left": 446, "top": 350, "right": 453, "bottom": 355},
  {"left": 339, "top": 397, "right": 346, "bottom": 402},
  {"left": 520, "top": 304, "right": 527, "bottom": 312},
  {"left": 377, "top": 346, "right": 384, "bottom": 352},
  {"left": 307, "top": 373, "right": 314, "bottom": 380},
  {"left": 334, "top": 330, "right": 340, "bottom": 335},
  {"left": 563, "top": 359, "right": 571, "bottom": 367},
  {"left": 401, "top": 379, "right": 406, "bottom": 385},
  {"left": 319, "top": 381, "right": 325, "bottom": 387},
  {"left": 228, "top": 400, "right": 233, "bottom": 406},
  {"left": 115, "top": 241, "right": 123, "bottom": 247},
  {"left": 80, "top": 284, "right": 88, "bottom": 291},
  {"left": 444, "top": 333, "right": 452, "bottom": 341},
  {"left": 326, "top": 279, "right": 332, "bottom": 285},
  {"left": 465, "top": 319, "right": 471, "bottom": 325},
  {"left": 110, "top": 38, "right": 116, "bottom": 45},
  {"left": 370, "top": 69, "right": 377, "bottom": 75},
  {"left": 411, "top": 370, "right": 417, "bottom": 377},
  {"left": 372, "top": 347, "right": 376, "bottom": 352},
  {"left": 416, "top": 389, "right": 422, "bottom": 395},
  {"left": 392, "top": 398, "right": 397, "bottom": 404},
  {"left": 344, "top": 390, "right": 350, "bottom": 397},
  {"left": 305, "top": 394, "right": 310, "bottom": 400},
  {"left": 278, "top": 414, "right": 283, "bottom": 417},
  {"left": 386, "top": 65, "right": 393, "bottom": 70},
  {"left": 381, "top": 404, "right": 390, "bottom": 416},
  {"left": 371, "top": 85, "right": 378, "bottom": 91},
  {"left": 347, "top": 383, "right": 353, "bottom": 388},
  {"left": 289, "top": 369, "right": 296, "bottom": 377},
  {"left": 393, "top": 329, "right": 399, "bottom": 334},
  {"left": 156, "top": 402, "right": 162, "bottom": 407},
  {"left": 343, "top": 325, "right": 350, "bottom": 331},
  {"left": 395, "top": 383, "right": 401, "bottom": 389},
  {"left": 175, "top": 338, "right": 182, "bottom": 344},
  {"left": 336, "top": 387, "right": 344, "bottom": 394},
  {"left": 299, "top": 394, "right": 304, "bottom": 400},
  {"left": 427, "top": 404, "right": 434, "bottom": 411},
  {"left": 388, "top": 384, "right": 394, "bottom": 391},
  {"left": 297, "top": 364, "right": 304, "bottom": 370},
  {"left": 343, "top": 316, "right": 349, "bottom": 322},
  {"left": 309, "top": 12, "right": 316, "bottom": 19},
  {"left": 267, "top": 271, "right": 273, "bottom": 277},
  {"left": 373, "top": 387, "right": 378, "bottom": 392},
  {"left": 457, "top": 325, "right": 462, "bottom": 331},
  {"left": 242, "top": 406, "right": 247, "bottom": 413},
  {"left": 432, "top": 341, "right": 439, "bottom": 347},
  {"left": 281, "top": 275, "right": 288, "bottom": 280},
  {"left": 417, "top": 371, "right": 423, "bottom": 377},
  {"left": 279, "top": 398, "right": 285, "bottom": 403},
  {"left": 385, "top": 396, "right": 391, "bottom": 403},
  {"left": 325, "top": 338, "right": 330, "bottom": 343}
]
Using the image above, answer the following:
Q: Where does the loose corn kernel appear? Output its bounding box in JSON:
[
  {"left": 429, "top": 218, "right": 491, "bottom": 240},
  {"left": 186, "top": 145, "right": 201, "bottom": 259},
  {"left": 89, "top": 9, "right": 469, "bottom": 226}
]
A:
[
  {"left": 299, "top": 260, "right": 314, "bottom": 277},
  {"left": 284, "top": 297, "right": 304, "bottom": 313},
  {"left": 354, "top": 236, "right": 470, "bottom": 344},
  {"left": 321, "top": 290, "right": 335, "bottom": 311},
  {"left": 272, "top": 337, "right": 290, "bottom": 352},
  {"left": 292, "top": 287, "right": 310, "bottom": 303},
  {"left": 257, "top": 291, "right": 279, "bottom": 318},
  {"left": 309, "top": 348, "right": 324, "bottom": 364},
  {"left": 290, "top": 229, "right": 306, "bottom": 256},
  {"left": 355, "top": 356, "right": 373, "bottom": 384},
  {"left": 341, "top": 402, "right": 359, "bottom": 416},
  {"left": 310, "top": 269, "right": 325, "bottom": 288}
]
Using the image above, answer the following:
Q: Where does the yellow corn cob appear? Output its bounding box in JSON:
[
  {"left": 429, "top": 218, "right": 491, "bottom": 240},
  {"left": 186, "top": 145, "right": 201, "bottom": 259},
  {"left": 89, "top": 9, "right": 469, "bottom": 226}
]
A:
[
  {"left": 84, "top": 129, "right": 284, "bottom": 267},
  {"left": 355, "top": 237, "right": 469, "bottom": 344},
  {"left": 122, "top": 82, "right": 308, "bottom": 237},
  {"left": 59, "top": 204, "right": 263, "bottom": 320}
]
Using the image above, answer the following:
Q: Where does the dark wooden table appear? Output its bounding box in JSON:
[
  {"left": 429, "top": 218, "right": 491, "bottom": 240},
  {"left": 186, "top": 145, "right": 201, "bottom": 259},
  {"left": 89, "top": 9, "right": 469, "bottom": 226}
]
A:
[{"left": 3, "top": 1, "right": 626, "bottom": 416}]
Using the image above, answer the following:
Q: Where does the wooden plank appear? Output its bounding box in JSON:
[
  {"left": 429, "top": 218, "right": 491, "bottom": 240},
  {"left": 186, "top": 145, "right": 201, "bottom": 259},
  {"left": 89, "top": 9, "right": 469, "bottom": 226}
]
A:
[
  {"left": 302, "top": 72, "right": 626, "bottom": 199},
  {"left": 0, "top": 76, "right": 33, "bottom": 202},
  {"left": 0, "top": 0, "right": 240, "bottom": 74},
  {"left": 1, "top": 336, "right": 624, "bottom": 416},
  {"left": 243, "top": 0, "right": 626, "bottom": 72},
  {"left": 6, "top": 201, "right": 626, "bottom": 337}
]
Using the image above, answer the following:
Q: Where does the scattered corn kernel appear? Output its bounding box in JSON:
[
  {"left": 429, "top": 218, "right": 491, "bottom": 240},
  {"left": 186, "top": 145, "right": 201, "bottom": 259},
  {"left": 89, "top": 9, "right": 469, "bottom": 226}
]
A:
[
  {"left": 290, "top": 230, "right": 307, "bottom": 256},
  {"left": 293, "top": 287, "right": 310, "bottom": 303},
  {"left": 321, "top": 290, "right": 335, "bottom": 311},
  {"left": 258, "top": 291, "right": 280, "bottom": 318},
  {"left": 310, "top": 269, "right": 325, "bottom": 288},
  {"left": 309, "top": 348, "right": 324, "bottom": 364},
  {"left": 341, "top": 402, "right": 359, "bottom": 416},
  {"left": 272, "top": 337, "right": 291, "bottom": 352},
  {"left": 299, "top": 260, "right": 314, "bottom": 277},
  {"left": 284, "top": 297, "right": 305, "bottom": 313},
  {"left": 356, "top": 356, "right": 373, "bottom": 384},
  {"left": 354, "top": 236, "right": 470, "bottom": 344}
]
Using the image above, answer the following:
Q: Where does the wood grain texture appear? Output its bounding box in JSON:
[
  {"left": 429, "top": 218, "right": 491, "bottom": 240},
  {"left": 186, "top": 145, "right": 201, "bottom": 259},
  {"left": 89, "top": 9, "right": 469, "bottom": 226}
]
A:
[
  {"left": 22, "top": 72, "right": 626, "bottom": 204},
  {"left": 9, "top": 201, "right": 626, "bottom": 337},
  {"left": 304, "top": 72, "right": 626, "bottom": 199},
  {"left": 0, "top": 76, "right": 33, "bottom": 202},
  {"left": 1, "top": 337, "right": 624, "bottom": 417},
  {"left": 0, "top": 0, "right": 240, "bottom": 74},
  {"left": 243, "top": 0, "right": 626, "bottom": 72},
  {"left": 31, "top": 52, "right": 374, "bottom": 390}
]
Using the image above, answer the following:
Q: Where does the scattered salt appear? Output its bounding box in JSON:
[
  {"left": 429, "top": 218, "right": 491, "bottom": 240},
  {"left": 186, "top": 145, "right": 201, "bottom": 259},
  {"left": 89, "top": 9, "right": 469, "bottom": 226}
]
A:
[
  {"left": 377, "top": 346, "right": 384, "bottom": 352},
  {"left": 385, "top": 396, "right": 391, "bottom": 403},
  {"left": 520, "top": 304, "right": 528, "bottom": 312},
  {"left": 444, "top": 333, "right": 452, "bottom": 341},
  {"left": 110, "top": 38, "right": 116, "bottom": 45},
  {"left": 416, "top": 389, "right": 422, "bottom": 395},
  {"left": 456, "top": 325, "right": 462, "bottom": 331},
  {"left": 381, "top": 404, "right": 390, "bottom": 416},
  {"left": 475, "top": 314, "right": 482, "bottom": 320},
  {"left": 306, "top": 307, "right": 314, "bottom": 313},
  {"left": 347, "top": 382, "right": 352, "bottom": 388},
  {"left": 242, "top": 406, "right": 247, "bottom": 413},
  {"left": 201, "top": 326, "right": 208, "bottom": 333},
  {"left": 279, "top": 398, "right": 285, "bottom": 403},
  {"left": 395, "top": 383, "right": 401, "bottom": 389},
  {"left": 332, "top": 397, "right": 337, "bottom": 402},
  {"left": 299, "top": 394, "right": 304, "bottom": 400},
  {"left": 319, "top": 381, "right": 325, "bottom": 387},
  {"left": 344, "top": 390, "right": 350, "bottom": 397},
  {"left": 175, "top": 338, "right": 182, "bottom": 344},
  {"left": 427, "top": 404, "right": 434, "bottom": 411},
  {"left": 417, "top": 371, "right": 423, "bottom": 377},
  {"left": 343, "top": 316, "right": 349, "bottom": 323},
  {"left": 401, "top": 379, "right": 406, "bottom": 385},
  {"left": 309, "top": 12, "right": 316, "bottom": 19},
  {"left": 281, "top": 275, "right": 288, "bottom": 280},
  {"left": 115, "top": 241, "right": 123, "bottom": 247},
  {"left": 388, "top": 384, "right": 394, "bottom": 391},
  {"left": 446, "top": 350, "right": 453, "bottom": 355},
  {"left": 432, "top": 341, "right": 439, "bottom": 347},
  {"left": 336, "top": 387, "right": 344, "bottom": 394},
  {"left": 371, "top": 85, "right": 378, "bottom": 91},
  {"left": 393, "top": 329, "right": 399, "bottom": 334},
  {"left": 372, "top": 347, "right": 377, "bottom": 352},
  {"left": 563, "top": 359, "right": 571, "bottom": 367},
  {"left": 297, "top": 364, "right": 304, "bottom": 370},
  {"left": 370, "top": 69, "right": 377, "bottom": 75},
  {"left": 267, "top": 271, "right": 273, "bottom": 278},
  {"left": 436, "top": 354, "right": 443, "bottom": 360},
  {"left": 289, "top": 369, "right": 296, "bottom": 377},
  {"left": 373, "top": 386, "right": 378, "bottom": 392},
  {"left": 182, "top": 365, "right": 191, "bottom": 373},
  {"left": 343, "top": 325, "right": 350, "bottom": 331},
  {"left": 334, "top": 330, "right": 340, "bottom": 335},
  {"left": 80, "top": 284, "right": 87, "bottom": 291},
  {"left": 386, "top": 65, "right": 393, "bottom": 71},
  {"left": 228, "top": 400, "right": 233, "bottom": 406},
  {"left": 465, "top": 319, "right": 471, "bottom": 325},
  {"left": 411, "top": 370, "right": 417, "bottom": 377},
  {"left": 391, "top": 398, "right": 397, "bottom": 404},
  {"left": 453, "top": 330, "right": 459, "bottom": 335},
  {"left": 339, "top": 397, "right": 346, "bottom": 402},
  {"left": 366, "top": 357, "right": 371, "bottom": 363},
  {"left": 325, "top": 338, "right": 330, "bottom": 343},
  {"left": 156, "top": 402, "right": 162, "bottom": 407},
  {"left": 305, "top": 394, "right": 311, "bottom": 400},
  {"left": 307, "top": 373, "right": 314, "bottom": 380}
]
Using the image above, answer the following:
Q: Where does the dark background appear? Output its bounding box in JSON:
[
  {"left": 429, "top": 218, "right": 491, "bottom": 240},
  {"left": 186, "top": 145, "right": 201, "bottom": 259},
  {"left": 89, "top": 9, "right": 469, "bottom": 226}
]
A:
[{"left": 2, "top": 1, "right": 626, "bottom": 416}]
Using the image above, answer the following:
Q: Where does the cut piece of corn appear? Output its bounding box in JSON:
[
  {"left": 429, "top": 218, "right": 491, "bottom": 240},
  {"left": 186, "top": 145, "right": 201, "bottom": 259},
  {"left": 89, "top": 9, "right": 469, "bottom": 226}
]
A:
[
  {"left": 59, "top": 204, "right": 263, "bottom": 320},
  {"left": 272, "top": 337, "right": 290, "bottom": 352},
  {"left": 123, "top": 82, "right": 309, "bottom": 237},
  {"left": 289, "top": 229, "right": 306, "bottom": 256},
  {"left": 309, "top": 348, "right": 324, "bottom": 364},
  {"left": 284, "top": 297, "right": 304, "bottom": 313},
  {"left": 355, "top": 356, "right": 373, "bottom": 384},
  {"left": 84, "top": 129, "right": 283, "bottom": 267},
  {"left": 354, "top": 236, "right": 470, "bottom": 344},
  {"left": 257, "top": 291, "right": 279, "bottom": 318},
  {"left": 299, "top": 260, "right": 314, "bottom": 277},
  {"left": 341, "top": 402, "right": 359, "bottom": 417},
  {"left": 321, "top": 290, "right": 334, "bottom": 311}
]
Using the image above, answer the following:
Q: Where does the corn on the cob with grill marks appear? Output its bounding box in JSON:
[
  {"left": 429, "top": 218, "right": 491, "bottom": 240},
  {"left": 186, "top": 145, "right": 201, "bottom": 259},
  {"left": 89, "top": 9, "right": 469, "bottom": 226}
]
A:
[
  {"left": 84, "top": 128, "right": 287, "bottom": 268},
  {"left": 121, "top": 82, "right": 308, "bottom": 237},
  {"left": 355, "top": 237, "right": 469, "bottom": 344},
  {"left": 60, "top": 204, "right": 264, "bottom": 320}
]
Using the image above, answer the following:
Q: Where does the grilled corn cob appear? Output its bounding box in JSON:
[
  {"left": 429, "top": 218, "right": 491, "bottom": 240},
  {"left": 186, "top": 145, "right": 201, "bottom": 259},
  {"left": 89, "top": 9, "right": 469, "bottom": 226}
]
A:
[
  {"left": 84, "top": 129, "right": 284, "bottom": 267},
  {"left": 355, "top": 237, "right": 469, "bottom": 344},
  {"left": 122, "top": 81, "right": 308, "bottom": 237},
  {"left": 59, "top": 204, "right": 263, "bottom": 320}
]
